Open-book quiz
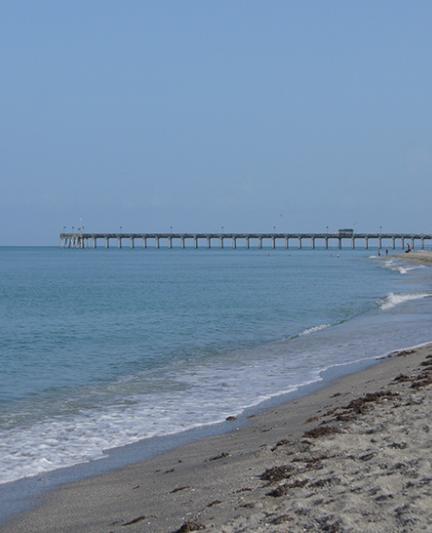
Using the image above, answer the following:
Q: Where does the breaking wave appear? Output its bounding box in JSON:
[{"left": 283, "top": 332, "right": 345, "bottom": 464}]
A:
[{"left": 380, "top": 292, "right": 430, "bottom": 311}]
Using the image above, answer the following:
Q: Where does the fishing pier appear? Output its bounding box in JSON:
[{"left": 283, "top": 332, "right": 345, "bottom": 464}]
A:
[{"left": 59, "top": 232, "right": 432, "bottom": 250}]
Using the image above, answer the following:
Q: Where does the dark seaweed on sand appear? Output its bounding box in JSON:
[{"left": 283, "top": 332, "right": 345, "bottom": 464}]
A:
[{"left": 303, "top": 426, "right": 341, "bottom": 439}]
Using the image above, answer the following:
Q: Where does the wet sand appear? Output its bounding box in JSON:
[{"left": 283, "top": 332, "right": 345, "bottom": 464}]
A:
[{"left": 2, "top": 343, "right": 432, "bottom": 532}]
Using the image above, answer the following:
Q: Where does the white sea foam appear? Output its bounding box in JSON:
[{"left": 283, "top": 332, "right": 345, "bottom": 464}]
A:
[
  {"left": 3, "top": 318, "right": 432, "bottom": 485},
  {"left": 380, "top": 292, "right": 430, "bottom": 311},
  {"left": 0, "top": 357, "right": 322, "bottom": 484},
  {"left": 399, "top": 265, "right": 426, "bottom": 274},
  {"left": 299, "top": 324, "right": 331, "bottom": 336},
  {"left": 382, "top": 259, "right": 427, "bottom": 275}
]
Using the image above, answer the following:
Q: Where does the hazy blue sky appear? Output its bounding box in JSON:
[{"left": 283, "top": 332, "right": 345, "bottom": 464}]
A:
[{"left": 1, "top": 1, "right": 432, "bottom": 244}]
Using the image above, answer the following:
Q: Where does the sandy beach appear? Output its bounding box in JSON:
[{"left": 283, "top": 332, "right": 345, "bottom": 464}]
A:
[
  {"left": 2, "top": 342, "right": 432, "bottom": 533},
  {"left": 397, "top": 251, "right": 432, "bottom": 263}
]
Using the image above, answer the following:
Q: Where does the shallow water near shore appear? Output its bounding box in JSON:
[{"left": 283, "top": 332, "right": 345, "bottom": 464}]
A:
[{"left": 1, "top": 246, "right": 432, "bottom": 493}]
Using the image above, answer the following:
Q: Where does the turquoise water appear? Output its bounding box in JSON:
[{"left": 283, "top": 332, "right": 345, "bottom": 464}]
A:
[{"left": 1, "top": 247, "right": 432, "bottom": 484}]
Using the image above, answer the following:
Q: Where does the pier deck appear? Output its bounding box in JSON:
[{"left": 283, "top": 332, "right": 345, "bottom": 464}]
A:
[{"left": 59, "top": 232, "right": 432, "bottom": 250}]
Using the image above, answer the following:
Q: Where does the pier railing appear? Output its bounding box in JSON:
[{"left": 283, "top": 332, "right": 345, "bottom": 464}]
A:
[{"left": 59, "top": 232, "right": 432, "bottom": 250}]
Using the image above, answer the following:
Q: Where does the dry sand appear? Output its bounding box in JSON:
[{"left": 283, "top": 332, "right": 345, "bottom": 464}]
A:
[{"left": 2, "top": 345, "right": 432, "bottom": 533}]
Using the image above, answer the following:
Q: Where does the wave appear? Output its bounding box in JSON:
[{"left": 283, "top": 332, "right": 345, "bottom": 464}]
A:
[
  {"left": 379, "top": 292, "right": 430, "bottom": 311},
  {"left": 382, "top": 259, "right": 427, "bottom": 275},
  {"left": 299, "top": 324, "right": 331, "bottom": 336},
  {"left": 398, "top": 265, "right": 426, "bottom": 275}
]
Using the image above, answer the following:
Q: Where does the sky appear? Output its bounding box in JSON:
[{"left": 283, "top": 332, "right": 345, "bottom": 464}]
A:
[{"left": 1, "top": 1, "right": 432, "bottom": 244}]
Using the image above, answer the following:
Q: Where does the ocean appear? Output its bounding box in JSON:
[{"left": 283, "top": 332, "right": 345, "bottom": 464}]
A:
[{"left": 1, "top": 246, "right": 432, "bottom": 486}]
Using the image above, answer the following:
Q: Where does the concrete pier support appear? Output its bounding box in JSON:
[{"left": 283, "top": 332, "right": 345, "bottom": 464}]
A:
[
  {"left": 338, "top": 238, "right": 342, "bottom": 250},
  {"left": 207, "top": 237, "right": 211, "bottom": 249},
  {"left": 233, "top": 238, "right": 237, "bottom": 249},
  {"left": 352, "top": 238, "right": 355, "bottom": 249},
  {"left": 169, "top": 237, "right": 173, "bottom": 249},
  {"left": 182, "top": 237, "right": 186, "bottom": 249},
  {"left": 392, "top": 237, "right": 396, "bottom": 250},
  {"left": 299, "top": 237, "right": 303, "bottom": 249},
  {"left": 285, "top": 237, "right": 289, "bottom": 249},
  {"left": 259, "top": 237, "right": 263, "bottom": 249},
  {"left": 131, "top": 238, "right": 135, "bottom": 249},
  {"left": 221, "top": 237, "right": 224, "bottom": 249},
  {"left": 246, "top": 237, "right": 250, "bottom": 249},
  {"left": 365, "top": 237, "right": 368, "bottom": 250},
  {"left": 156, "top": 237, "right": 160, "bottom": 249},
  {"left": 422, "top": 238, "right": 425, "bottom": 250},
  {"left": 195, "top": 237, "right": 198, "bottom": 249},
  {"left": 378, "top": 237, "right": 382, "bottom": 249},
  {"left": 144, "top": 237, "right": 147, "bottom": 248},
  {"left": 325, "top": 237, "right": 329, "bottom": 250},
  {"left": 402, "top": 238, "right": 405, "bottom": 250},
  {"left": 93, "top": 238, "right": 97, "bottom": 249},
  {"left": 272, "top": 237, "right": 276, "bottom": 249},
  {"left": 106, "top": 238, "right": 109, "bottom": 249},
  {"left": 411, "top": 238, "right": 415, "bottom": 249},
  {"left": 119, "top": 237, "right": 122, "bottom": 249},
  {"left": 312, "top": 237, "right": 316, "bottom": 249}
]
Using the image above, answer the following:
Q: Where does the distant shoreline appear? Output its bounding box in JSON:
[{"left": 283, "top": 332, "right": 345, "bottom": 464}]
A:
[{"left": 396, "top": 250, "right": 432, "bottom": 263}]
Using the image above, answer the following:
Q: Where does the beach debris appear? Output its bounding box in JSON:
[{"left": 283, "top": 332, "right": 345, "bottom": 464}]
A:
[
  {"left": 234, "top": 487, "right": 252, "bottom": 493},
  {"left": 271, "top": 514, "right": 291, "bottom": 524},
  {"left": 225, "top": 415, "right": 237, "bottom": 422},
  {"left": 303, "top": 426, "right": 341, "bottom": 439},
  {"left": 239, "top": 502, "right": 255, "bottom": 509},
  {"left": 305, "top": 415, "right": 320, "bottom": 423},
  {"left": 315, "top": 515, "right": 343, "bottom": 532},
  {"left": 358, "top": 451, "right": 376, "bottom": 461},
  {"left": 208, "top": 451, "right": 230, "bottom": 461},
  {"left": 410, "top": 374, "right": 432, "bottom": 389},
  {"left": 393, "top": 373, "right": 410, "bottom": 383},
  {"left": 170, "top": 485, "right": 190, "bottom": 493},
  {"left": 302, "top": 456, "right": 325, "bottom": 470},
  {"left": 394, "top": 349, "right": 415, "bottom": 357},
  {"left": 121, "top": 515, "right": 147, "bottom": 526},
  {"left": 260, "top": 464, "right": 294, "bottom": 483},
  {"left": 341, "top": 391, "right": 399, "bottom": 415},
  {"left": 388, "top": 441, "right": 407, "bottom": 449},
  {"left": 174, "top": 520, "right": 205, "bottom": 532},
  {"left": 394, "top": 504, "right": 418, "bottom": 528},
  {"left": 309, "top": 476, "right": 340, "bottom": 488},
  {"left": 164, "top": 468, "right": 175, "bottom": 473},
  {"left": 206, "top": 499, "right": 222, "bottom": 507},
  {"left": 270, "top": 438, "right": 291, "bottom": 451},
  {"left": 267, "top": 478, "right": 308, "bottom": 497}
]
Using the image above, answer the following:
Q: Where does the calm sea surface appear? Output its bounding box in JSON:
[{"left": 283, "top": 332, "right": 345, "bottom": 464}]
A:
[{"left": 1, "top": 247, "right": 432, "bottom": 484}]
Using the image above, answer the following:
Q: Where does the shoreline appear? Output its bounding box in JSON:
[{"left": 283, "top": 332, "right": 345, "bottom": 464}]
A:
[
  {"left": 0, "top": 348, "right": 391, "bottom": 525},
  {"left": 2, "top": 341, "right": 432, "bottom": 532}
]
